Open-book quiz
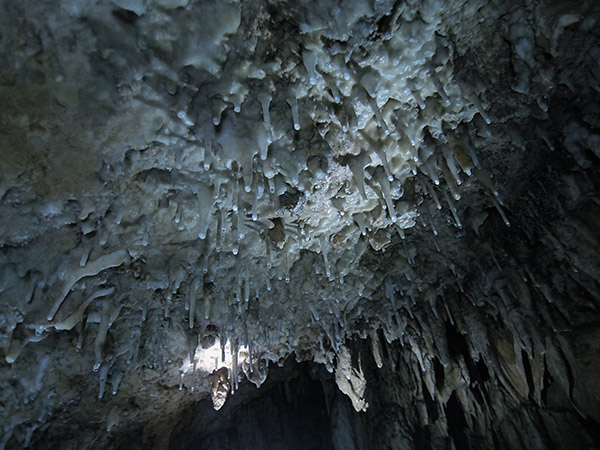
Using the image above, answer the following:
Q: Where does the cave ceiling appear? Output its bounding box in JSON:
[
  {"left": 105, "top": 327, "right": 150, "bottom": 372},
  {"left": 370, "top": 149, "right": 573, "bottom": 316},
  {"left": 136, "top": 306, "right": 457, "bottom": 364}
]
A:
[{"left": 1, "top": 0, "right": 600, "bottom": 449}]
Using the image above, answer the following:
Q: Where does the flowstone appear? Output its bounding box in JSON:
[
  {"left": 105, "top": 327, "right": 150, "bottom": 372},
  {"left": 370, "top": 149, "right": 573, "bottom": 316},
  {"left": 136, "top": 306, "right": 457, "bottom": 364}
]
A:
[{"left": 1, "top": 0, "right": 600, "bottom": 448}]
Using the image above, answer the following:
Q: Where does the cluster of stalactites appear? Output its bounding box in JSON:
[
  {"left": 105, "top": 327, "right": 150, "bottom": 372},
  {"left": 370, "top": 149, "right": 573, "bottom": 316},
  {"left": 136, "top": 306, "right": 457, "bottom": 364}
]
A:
[{"left": 2, "top": 0, "right": 536, "bottom": 421}]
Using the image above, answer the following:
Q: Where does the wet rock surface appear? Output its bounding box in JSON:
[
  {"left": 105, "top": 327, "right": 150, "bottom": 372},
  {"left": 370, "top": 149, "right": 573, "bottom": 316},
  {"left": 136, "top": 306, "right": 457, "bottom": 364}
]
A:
[{"left": 1, "top": 0, "right": 599, "bottom": 448}]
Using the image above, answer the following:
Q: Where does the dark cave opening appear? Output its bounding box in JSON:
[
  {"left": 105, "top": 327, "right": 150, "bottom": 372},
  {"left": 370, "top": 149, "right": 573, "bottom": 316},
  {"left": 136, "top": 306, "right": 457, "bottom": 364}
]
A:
[{"left": 166, "top": 360, "right": 340, "bottom": 450}]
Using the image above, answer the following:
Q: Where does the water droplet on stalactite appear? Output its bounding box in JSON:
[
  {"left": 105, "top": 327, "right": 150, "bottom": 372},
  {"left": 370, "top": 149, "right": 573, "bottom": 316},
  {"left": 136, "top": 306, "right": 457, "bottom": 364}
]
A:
[
  {"left": 267, "top": 176, "right": 275, "bottom": 194},
  {"left": 376, "top": 168, "right": 397, "bottom": 222},
  {"left": 369, "top": 329, "right": 384, "bottom": 368},
  {"left": 329, "top": 81, "right": 342, "bottom": 103},
  {"left": 443, "top": 166, "right": 462, "bottom": 201},
  {"left": 424, "top": 158, "right": 440, "bottom": 186},
  {"left": 473, "top": 167, "right": 499, "bottom": 198},
  {"left": 177, "top": 110, "right": 195, "bottom": 127},
  {"left": 287, "top": 96, "right": 301, "bottom": 131},
  {"left": 424, "top": 207, "right": 438, "bottom": 236},
  {"left": 190, "top": 360, "right": 197, "bottom": 393},
  {"left": 470, "top": 92, "right": 492, "bottom": 124},
  {"left": 541, "top": 133, "right": 555, "bottom": 151},
  {"left": 361, "top": 130, "right": 394, "bottom": 181},
  {"left": 369, "top": 96, "right": 389, "bottom": 133},
  {"left": 203, "top": 145, "right": 212, "bottom": 171},
  {"left": 442, "top": 145, "right": 462, "bottom": 185},
  {"left": 421, "top": 176, "right": 442, "bottom": 210},
  {"left": 251, "top": 195, "right": 259, "bottom": 221},
  {"left": 110, "top": 368, "right": 124, "bottom": 396},
  {"left": 200, "top": 253, "right": 208, "bottom": 275},
  {"left": 266, "top": 274, "right": 271, "bottom": 292},
  {"left": 321, "top": 236, "right": 332, "bottom": 279},
  {"left": 197, "top": 184, "right": 214, "bottom": 241},
  {"left": 74, "top": 321, "right": 84, "bottom": 352},
  {"left": 284, "top": 250, "right": 291, "bottom": 283},
  {"left": 236, "top": 207, "right": 245, "bottom": 240},
  {"left": 348, "top": 152, "right": 371, "bottom": 200},
  {"left": 219, "top": 205, "right": 228, "bottom": 237},
  {"left": 448, "top": 143, "right": 472, "bottom": 179},
  {"left": 491, "top": 195, "right": 511, "bottom": 227},
  {"left": 407, "top": 79, "right": 426, "bottom": 109},
  {"left": 97, "top": 362, "right": 110, "bottom": 399},
  {"left": 354, "top": 213, "right": 368, "bottom": 235},
  {"left": 302, "top": 49, "right": 319, "bottom": 86},
  {"left": 443, "top": 189, "right": 462, "bottom": 229}
]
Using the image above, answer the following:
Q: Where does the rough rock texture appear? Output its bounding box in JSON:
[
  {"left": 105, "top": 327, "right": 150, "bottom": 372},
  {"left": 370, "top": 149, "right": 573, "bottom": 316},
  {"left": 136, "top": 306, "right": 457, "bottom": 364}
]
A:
[{"left": 1, "top": 0, "right": 600, "bottom": 448}]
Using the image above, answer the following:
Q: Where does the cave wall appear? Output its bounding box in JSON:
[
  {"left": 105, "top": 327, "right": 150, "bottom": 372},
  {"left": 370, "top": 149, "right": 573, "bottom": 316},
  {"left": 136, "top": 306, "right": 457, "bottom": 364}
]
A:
[{"left": 1, "top": 0, "right": 600, "bottom": 448}]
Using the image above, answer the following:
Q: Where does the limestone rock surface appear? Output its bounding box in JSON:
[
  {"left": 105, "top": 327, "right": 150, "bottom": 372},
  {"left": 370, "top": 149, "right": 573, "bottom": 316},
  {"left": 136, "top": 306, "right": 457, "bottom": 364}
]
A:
[{"left": 1, "top": 0, "right": 600, "bottom": 448}]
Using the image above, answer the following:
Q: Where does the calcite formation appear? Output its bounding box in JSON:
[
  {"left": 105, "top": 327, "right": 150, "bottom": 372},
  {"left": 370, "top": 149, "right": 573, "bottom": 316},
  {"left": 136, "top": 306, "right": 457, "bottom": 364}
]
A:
[{"left": 1, "top": 0, "right": 599, "bottom": 448}]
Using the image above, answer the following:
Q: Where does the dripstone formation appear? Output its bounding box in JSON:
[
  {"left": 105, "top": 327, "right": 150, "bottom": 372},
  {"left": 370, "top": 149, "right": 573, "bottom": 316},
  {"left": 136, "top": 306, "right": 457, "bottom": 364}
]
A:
[{"left": 1, "top": 0, "right": 599, "bottom": 448}]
